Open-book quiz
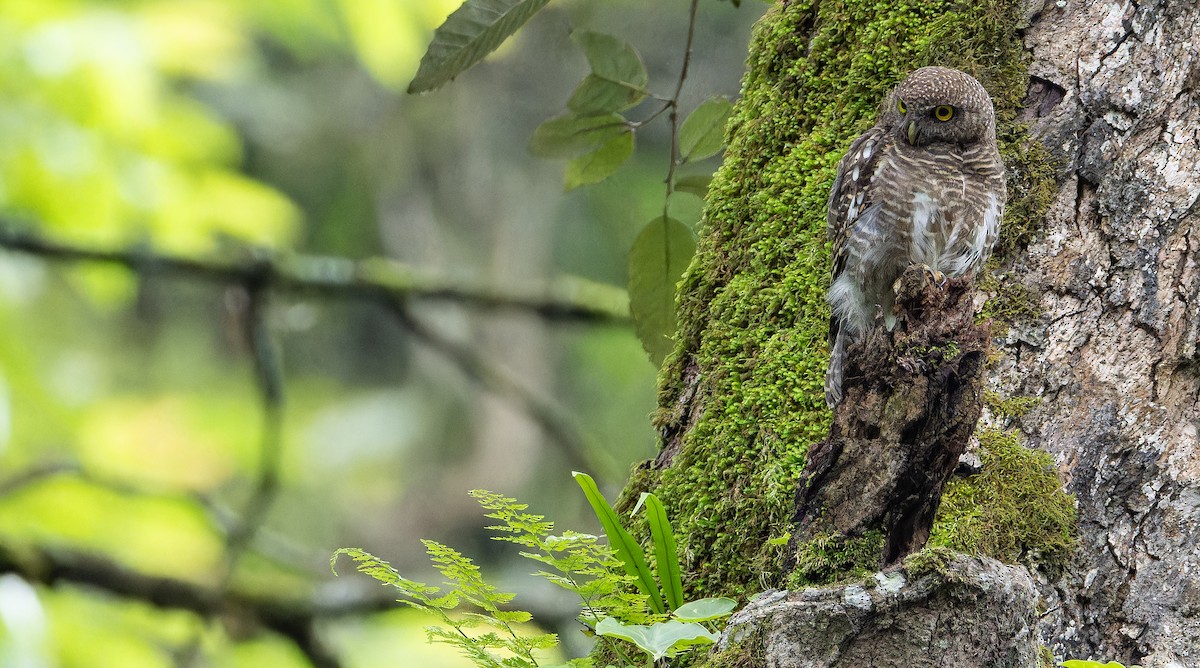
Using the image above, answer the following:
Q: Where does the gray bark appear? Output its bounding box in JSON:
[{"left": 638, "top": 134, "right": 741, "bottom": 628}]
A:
[
  {"left": 721, "top": 555, "right": 1042, "bottom": 667},
  {"left": 1006, "top": 0, "right": 1199, "bottom": 664}
]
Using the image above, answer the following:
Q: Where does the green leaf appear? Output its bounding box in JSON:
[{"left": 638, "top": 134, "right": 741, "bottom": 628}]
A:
[
  {"left": 595, "top": 617, "right": 718, "bottom": 660},
  {"left": 566, "top": 32, "right": 648, "bottom": 113},
  {"left": 678, "top": 97, "right": 733, "bottom": 161},
  {"left": 543, "top": 660, "right": 594, "bottom": 668},
  {"left": 530, "top": 113, "right": 629, "bottom": 158},
  {"left": 408, "top": 0, "right": 551, "bottom": 93},
  {"left": 565, "top": 130, "right": 634, "bottom": 189},
  {"left": 627, "top": 216, "right": 696, "bottom": 366},
  {"left": 672, "top": 597, "right": 737, "bottom": 622},
  {"left": 567, "top": 75, "right": 642, "bottom": 114},
  {"left": 331, "top": 547, "right": 396, "bottom": 581},
  {"left": 1060, "top": 663, "right": 1127, "bottom": 668},
  {"left": 674, "top": 174, "right": 713, "bottom": 198},
  {"left": 641, "top": 493, "right": 683, "bottom": 611},
  {"left": 572, "top": 472, "right": 665, "bottom": 614}
]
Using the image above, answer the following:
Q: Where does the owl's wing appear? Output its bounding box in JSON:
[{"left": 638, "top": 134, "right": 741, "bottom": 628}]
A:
[
  {"left": 826, "top": 125, "right": 889, "bottom": 282},
  {"left": 825, "top": 125, "right": 889, "bottom": 407}
]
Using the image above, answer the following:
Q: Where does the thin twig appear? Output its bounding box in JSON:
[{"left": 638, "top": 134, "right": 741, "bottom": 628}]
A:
[
  {"left": 662, "top": 0, "right": 703, "bottom": 218},
  {"left": 0, "top": 462, "right": 349, "bottom": 579},
  {"left": 0, "top": 224, "right": 630, "bottom": 325},
  {"left": 221, "top": 279, "right": 286, "bottom": 578},
  {"left": 388, "top": 299, "right": 605, "bottom": 475}
]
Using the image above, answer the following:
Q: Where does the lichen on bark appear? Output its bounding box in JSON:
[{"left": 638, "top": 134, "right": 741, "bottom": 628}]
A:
[{"left": 632, "top": 0, "right": 1066, "bottom": 601}]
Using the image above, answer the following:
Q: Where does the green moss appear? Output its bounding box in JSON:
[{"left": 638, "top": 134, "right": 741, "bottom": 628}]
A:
[
  {"left": 898, "top": 339, "right": 963, "bottom": 368},
  {"left": 929, "top": 429, "right": 1077, "bottom": 571},
  {"left": 994, "top": 131, "right": 1059, "bottom": 259},
  {"left": 1037, "top": 645, "right": 1057, "bottom": 668},
  {"left": 642, "top": 0, "right": 1058, "bottom": 599},
  {"left": 902, "top": 545, "right": 958, "bottom": 578},
  {"left": 984, "top": 389, "right": 1040, "bottom": 419},
  {"left": 978, "top": 271, "right": 1043, "bottom": 331},
  {"left": 694, "top": 625, "right": 767, "bottom": 668},
  {"left": 786, "top": 530, "right": 884, "bottom": 587}
]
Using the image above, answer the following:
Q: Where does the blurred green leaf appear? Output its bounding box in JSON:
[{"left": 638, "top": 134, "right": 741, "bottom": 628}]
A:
[
  {"left": 679, "top": 96, "right": 733, "bottom": 161},
  {"left": 0, "top": 477, "right": 221, "bottom": 580},
  {"left": 567, "top": 75, "right": 640, "bottom": 114},
  {"left": 627, "top": 216, "right": 696, "bottom": 366},
  {"left": 566, "top": 31, "right": 648, "bottom": 113},
  {"left": 674, "top": 174, "right": 713, "bottom": 198},
  {"left": 565, "top": 130, "right": 634, "bottom": 190},
  {"left": 530, "top": 113, "right": 629, "bottom": 158},
  {"left": 407, "top": 0, "right": 552, "bottom": 93}
]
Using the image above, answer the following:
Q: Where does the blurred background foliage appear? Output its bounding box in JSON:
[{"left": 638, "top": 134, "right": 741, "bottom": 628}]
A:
[{"left": 0, "top": 0, "right": 764, "bottom": 665}]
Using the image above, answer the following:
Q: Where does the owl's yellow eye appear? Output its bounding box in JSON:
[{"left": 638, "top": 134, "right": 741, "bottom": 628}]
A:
[
  {"left": 897, "top": 99, "right": 907, "bottom": 114},
  {"left": 934, "top": 105, "right": 954, "bottom": 121}
]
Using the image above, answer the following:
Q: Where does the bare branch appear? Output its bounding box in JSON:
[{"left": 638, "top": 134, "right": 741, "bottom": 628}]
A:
[
  {"left": 663, "top": 0, "right": 703, "bottom": 216},
  {"left": 0, "top": 224, "right": 631, "bottom": 325},
  {"left": 0, "top": 542, "right": 397, "bottom": 668},
  {"left": 388, "top": 299, "right": 607, "bottom": 475}
]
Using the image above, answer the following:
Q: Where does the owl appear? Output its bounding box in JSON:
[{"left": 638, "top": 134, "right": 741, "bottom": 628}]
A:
[{"left": 825, "top": 66, "right": 1006, "bottom": 407}]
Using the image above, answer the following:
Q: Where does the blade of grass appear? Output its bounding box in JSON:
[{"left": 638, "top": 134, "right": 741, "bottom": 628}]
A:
[
  {"left": 573, "top": 472, "right": 665, "bottom": 614},
  {"left": 641, "top": 493, "right": 683, "bottom": 610}
]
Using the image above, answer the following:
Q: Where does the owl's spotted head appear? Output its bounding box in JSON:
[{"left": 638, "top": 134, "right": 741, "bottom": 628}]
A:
[{"left": 885, "top": 67, "right": 996, "bottom": 148}]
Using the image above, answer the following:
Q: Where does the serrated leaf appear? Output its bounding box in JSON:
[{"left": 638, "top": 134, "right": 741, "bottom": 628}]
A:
[
  {"left": 565, "top": 130, "right": 634, "bottom": 189},
  {"left": 679, "top": 97, "right": 733, "bottom": 161},
  {"left": 572, "top": 472, "right": 665, "bottom": 614},
  {"left": 627, "top": 216, "right": 696, "bottom": 365},
  {"left": 641, "top": 493, "right": 683, "bottom": 611},
  {"left": 672, "top": 597, "right": 737, "bottom": 622},
  {"left": 530, "top": 113, "right": 628, "bottom": 158},
  {"left": 408, "top": 0, "right": 551, "bottom": 93},
  {"left": 566, "top": 32, "right": 647, "bottom": 113},
  {"left": 595, "top": 617, "right": 718, "bottom": 660},
  {"left": 674, "top": 174, "right": 713, "bottom": 198}
]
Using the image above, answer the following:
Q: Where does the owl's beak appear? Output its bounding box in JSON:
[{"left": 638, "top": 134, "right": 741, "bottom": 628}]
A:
[{"left": 906, "top": 120, "right": 918, "bottom": 145}]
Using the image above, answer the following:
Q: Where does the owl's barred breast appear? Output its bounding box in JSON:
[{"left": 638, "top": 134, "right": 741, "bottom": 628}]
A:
[{"left": 831, "top": 142, "right": 1002, "bottom": 338}]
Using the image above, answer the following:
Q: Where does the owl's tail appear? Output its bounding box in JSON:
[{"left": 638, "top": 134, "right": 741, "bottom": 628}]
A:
[{"left": 825, "top": 327, "right": 846, "bottom": 408}]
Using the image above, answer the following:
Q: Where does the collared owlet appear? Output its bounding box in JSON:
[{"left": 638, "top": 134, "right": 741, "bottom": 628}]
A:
[{"left": 825, "top": 66, "right": 1006, "bottom": 407}]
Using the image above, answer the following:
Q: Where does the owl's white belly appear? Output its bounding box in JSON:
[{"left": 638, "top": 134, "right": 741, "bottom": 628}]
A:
[{"left": 829, "top": 188, "right": 999, "bottom": 338}]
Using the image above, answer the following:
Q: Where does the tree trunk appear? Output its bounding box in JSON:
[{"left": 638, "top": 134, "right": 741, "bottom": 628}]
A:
[
  {"left": 1003, "top": 1, "right": 1199, "bottom": 663},
  {"left": 632, "top": 0, "right": 1199, "bottom": 665}
]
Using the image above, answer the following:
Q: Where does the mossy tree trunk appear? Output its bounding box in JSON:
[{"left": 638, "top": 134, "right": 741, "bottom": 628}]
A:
[{"left": 623, "top": 0, "right": 1200, "bottom": 664}]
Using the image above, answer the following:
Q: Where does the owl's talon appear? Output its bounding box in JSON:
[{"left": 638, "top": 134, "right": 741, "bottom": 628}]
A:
[{"left": 926, "top": 266, "right": 947, "bottom": 289}]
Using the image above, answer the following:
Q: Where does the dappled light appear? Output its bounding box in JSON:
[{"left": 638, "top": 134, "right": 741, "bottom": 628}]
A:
[{"left": 0, "top": 0, "right": 760, "bottom": 665}]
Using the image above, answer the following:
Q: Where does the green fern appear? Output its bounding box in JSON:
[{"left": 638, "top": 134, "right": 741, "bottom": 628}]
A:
[
  {"left": 333, "top": 544, "right": 558, "bottom": 668},
  {"left": 471, "top": 489, "right": 652, "bottom": 626},
  {"left": 334, "top": 488, "right": 735, "bottom": 667}
]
